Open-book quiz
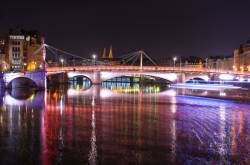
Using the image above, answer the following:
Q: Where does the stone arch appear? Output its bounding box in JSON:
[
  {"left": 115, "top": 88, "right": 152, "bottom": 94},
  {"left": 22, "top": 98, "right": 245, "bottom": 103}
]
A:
[
  {"left": 68, "top": 75, "right": 92, "bottom": 82},
  {"left": 100, "top": 72, "right": 177, "bottom": 83},
  {"left": 102, "top": 74, "right": 172, "bottom": 83},
  {"left": 7, "top": 77, "right": 37, "bottom": 89},
  {"left": 67, "top": 71, "right": 94, "bottom": 83}
]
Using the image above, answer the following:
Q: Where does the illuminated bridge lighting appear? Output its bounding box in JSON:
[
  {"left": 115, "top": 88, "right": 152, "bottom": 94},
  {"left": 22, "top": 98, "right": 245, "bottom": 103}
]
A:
[
  {"left": 46, "top": 65, "right": 250, "bottom": 75},
  {"left": 219, "top": 74, "right": 235, "bottom": 80},
  {"left": 171, "top": 83, "right": 242, "bottom": 90}
]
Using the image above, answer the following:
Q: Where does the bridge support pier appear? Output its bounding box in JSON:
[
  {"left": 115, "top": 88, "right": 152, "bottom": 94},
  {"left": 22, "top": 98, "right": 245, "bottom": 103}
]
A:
[
  {"left": 177, "top": 73, "right": 186, "bottom": 83},
  {"left": 92, "top": 71, "right": 101, "bottom": 85}
]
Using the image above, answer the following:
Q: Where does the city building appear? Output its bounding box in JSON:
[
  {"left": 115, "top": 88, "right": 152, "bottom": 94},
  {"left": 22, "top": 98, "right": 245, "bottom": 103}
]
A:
[
  {"left": 182, "top": 56, "right": 204, "bottom": 69},
  {"left": 206, "top": 56, "right": 233, "bottom": 71},
  {"left": 101, "top": 46, "right": 122, "bottom": 65},
  {"left": 5, "top": 29, "right": 44, "bottom": 71},
  {"left": 0, "top": 35, "right": 8, "bottom": 71},
  {"left": 7, "top": 34, "right": 25, "bottom": 71},
  {"left": 160, "top": 56, "right": 204, "bottom": 69},
  {"left": 233, "top": 39, "right": 250, "bottom": 72}
]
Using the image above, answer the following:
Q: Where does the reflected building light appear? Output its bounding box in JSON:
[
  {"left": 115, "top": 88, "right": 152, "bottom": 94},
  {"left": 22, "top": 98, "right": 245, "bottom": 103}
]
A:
[
  {"left": 9, "top": 106, "right": 13, "bottom": 136},
  {"left": 171, "top": 120, "right": 176, "bottom": 161},
  {"left": 165, "top": 89, "right": 177, "bottom": 97},
  {"left": 67, "top": 89, "right": 85, "bottom": 96},
  {"left": 171, "top": 83, "right": 241, "bottom": 90},
  {"left": 88, "top": 104, "right": 97, "bottom": 165},
  {"left": 170, "top": 93, "right": 177, "bottom": 114},
  {"left": 100, "top": 88, "right": 113, "bottom": 98},
  {"left": 44, "top": 90, "right": 47, "bottom": 111},
  {"left": 218, "top": 103, "right": 226, "bottom": 156},
  {"left": 58, "top": 127, "right": 64, "bottom": 153},
  {"left": 32, "top": 109, "right": 34, "bottom": 119},
  {"left": 18, "top": 106, "right": 21, "bottom": 128},
  {"left": 3, "top": 94, "right": 25, "bottom": 106},
  {"left": 170, "top": 95, "right": 177, "bottom": 160},
  {"left": 59, "top": 96, "right": 63, "bottom": 116},
  {"left": 231, "top": 111, "right": 237, "bottom": 154},
  {"left": 28, "top": 93, "right": 35, "bottom": 101},
  {"left": 204, "top": 91, "right": 208, "bottom": 95},
  {"left": 0, "top": 115, "right": 3, "bottom": 126},
  {"left": 219, "top": 92, "right": 226, "bottom": 96},
  {"left": 91, "top": 96, "right": 95, "bottom": 107}
]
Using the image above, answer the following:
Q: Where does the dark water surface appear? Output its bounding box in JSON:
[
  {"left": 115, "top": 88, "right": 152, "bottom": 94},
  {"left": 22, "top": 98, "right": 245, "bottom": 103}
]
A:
[{"left": 0, "top": 83, "right": 250, "bottom": 164}]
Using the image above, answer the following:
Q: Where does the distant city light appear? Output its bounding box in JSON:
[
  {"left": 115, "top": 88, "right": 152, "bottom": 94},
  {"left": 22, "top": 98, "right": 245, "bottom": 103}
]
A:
[{"left": 219, "top": 92, "right": 227, "bottom": 96}]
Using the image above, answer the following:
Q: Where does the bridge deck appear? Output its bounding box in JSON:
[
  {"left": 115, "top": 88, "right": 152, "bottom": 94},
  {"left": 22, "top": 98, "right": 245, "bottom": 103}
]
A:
[{"left": 46, "top": 65, "right": 250, "bottom": 76}]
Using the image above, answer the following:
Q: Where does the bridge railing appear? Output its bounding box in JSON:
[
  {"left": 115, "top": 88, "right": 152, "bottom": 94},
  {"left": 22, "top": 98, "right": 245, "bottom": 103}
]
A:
[{"left": 46, "top": 65, "right": 250, "bottom": 76}]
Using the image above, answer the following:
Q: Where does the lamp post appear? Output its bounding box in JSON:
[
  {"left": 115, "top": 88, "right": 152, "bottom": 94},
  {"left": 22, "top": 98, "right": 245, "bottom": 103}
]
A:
[
  {"left": 179, "top": 56, "right": 182, "bottom": 71},
  {"left": 92, "top": 54, "right": 97, "bottom": 66},
  {"left": 60, "top": 58, "right": 64, "bottom": 70},
  {"left": 173, "top": 57, "right": 177, "bottom": 70},
  {"left": 205, "top": 58, "right": 208, "bottom": 71}
]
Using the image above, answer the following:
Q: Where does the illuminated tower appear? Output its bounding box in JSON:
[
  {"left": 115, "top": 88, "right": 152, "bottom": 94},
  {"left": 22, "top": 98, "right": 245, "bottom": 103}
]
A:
[
  {"left": 108, "top": 45, "right": 113, "bottom": 59},
  {"left": 102, "top": 48, "right": 106, "bottom": 58}
]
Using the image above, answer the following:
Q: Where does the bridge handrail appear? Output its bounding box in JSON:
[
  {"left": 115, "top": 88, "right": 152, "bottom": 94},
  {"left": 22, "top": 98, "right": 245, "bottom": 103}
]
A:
[{"left": 45, "top": 65, "right": 250, "bottom": 76}]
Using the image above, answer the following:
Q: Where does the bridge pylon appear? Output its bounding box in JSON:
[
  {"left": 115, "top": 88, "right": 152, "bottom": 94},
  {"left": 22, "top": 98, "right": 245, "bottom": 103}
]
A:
[{"left": 140, "top": 50, "right": 143, "bottom": 70}]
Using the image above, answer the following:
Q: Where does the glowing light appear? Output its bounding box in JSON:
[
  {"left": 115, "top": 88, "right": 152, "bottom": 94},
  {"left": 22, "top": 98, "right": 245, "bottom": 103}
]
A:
[
  {"left": 173, "top": 57, "right": 177, "bottom": 62},
  {"left": 248, "top": 65, "right": 250, "bottom": 72},
  {"left": 219, "top": 92, "right": 226, "bottom": 96},
  {"left": 233, "top": 65, "right": 237, "bottom": 71},
  {"left": 165, "top": 89, "right": 177, "bottom": 96},
  {"left": 3, "top": 94, "right": 25, "bottom": 106},
  {"left": 92, "top": 54, "right": 97, "bottom": 60},
  {"left": 240, "top": 66, "right": 244, "bottom": 72},
  {"left": 219, "top": 74, "right": 234, "bottom": 81},
  {"left": 239, "top": 76, "right": 245, "bottom": 82},
  {"left": 171, "top": 83, "right": 241, "bottom": 90},
  {"left": 60, "top": 58, "right": 64, "bottom": 64},
  {"left": 100, "top": 88, "right": 113, "bottom": 98},
  {"left": 28, "top": 93, "right": 35, "bottom": 101},
  {"left": 111, "top": 87, "right": 140, "bottom": 93},
  {"left": 27, "top": 61, "right": 36, "bottom": 71},
  {"left": 67, "top": 89, "right": 81, "bottom": 96}
]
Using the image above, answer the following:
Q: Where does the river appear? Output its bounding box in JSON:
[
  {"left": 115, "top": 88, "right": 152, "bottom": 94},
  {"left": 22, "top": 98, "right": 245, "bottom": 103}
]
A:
[{"left": 0, "top": 81, "right": 249, "bottom": 164}]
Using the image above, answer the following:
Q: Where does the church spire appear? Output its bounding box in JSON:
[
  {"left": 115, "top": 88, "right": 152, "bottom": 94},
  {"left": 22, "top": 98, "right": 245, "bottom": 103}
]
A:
[
  {"left": 102, "top": 47, "right": 106, "bottom": 58},
  {"left": 108, "top": 45, "right": 113, "bottom": 59}
]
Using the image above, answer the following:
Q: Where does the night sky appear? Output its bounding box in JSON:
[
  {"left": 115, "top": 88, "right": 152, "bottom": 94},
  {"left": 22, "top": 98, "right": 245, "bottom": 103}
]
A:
[{"left": 1, "top": 0, "right": 250, "bottom": 60}]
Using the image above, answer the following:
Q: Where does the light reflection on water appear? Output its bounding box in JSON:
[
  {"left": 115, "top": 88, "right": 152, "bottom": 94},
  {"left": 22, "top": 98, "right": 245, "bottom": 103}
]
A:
[
  {"left": 0, "top": 81, "right": 250, "bottom": 164},
  {"left": 102, "top": 81, "right": 169, "bottom": 94}
]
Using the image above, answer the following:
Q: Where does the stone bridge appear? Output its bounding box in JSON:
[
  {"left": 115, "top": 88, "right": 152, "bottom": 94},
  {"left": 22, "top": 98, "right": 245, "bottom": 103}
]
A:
[
  {"left": 3, "top": 71, "right": 46, "bottom": 89},
  {"left": 63, "top": 70, "right": 211, "bottom": 84}
]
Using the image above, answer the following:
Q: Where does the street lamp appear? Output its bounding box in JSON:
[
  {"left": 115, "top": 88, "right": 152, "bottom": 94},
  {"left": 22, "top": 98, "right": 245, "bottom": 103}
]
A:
[
  {"left": 206, "top": 58, "right": 208, "bottom": 70},
  {"left": 179, "top": 56, "right": 182, "bottom": 71},
  {"left": 92, "top": 54, "right": 97, "bottom": 65},
  {"left": 60, "top": 58, "right": 64, "bottom": 70},
  {"left": 173, "top": 57, "right": 177, "bottom": 70}
]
